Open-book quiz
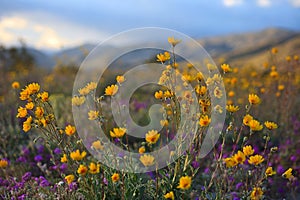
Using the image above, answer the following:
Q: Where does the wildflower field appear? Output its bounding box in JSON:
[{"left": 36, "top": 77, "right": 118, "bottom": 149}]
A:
[{"left": 0, "top": 37, "right": 300, "bottom": 200}]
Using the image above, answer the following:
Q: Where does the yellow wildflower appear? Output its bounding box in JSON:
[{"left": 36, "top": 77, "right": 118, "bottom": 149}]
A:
[
  {"left": 224, "top": 157, "right": 238, "bottom": 168},
  {"left": 86, "top": 82, "right": 97, "bottom": 91},
  {"left": 249, "top": 120, "right": 263, "bottom": 131},
  {"left": 199, "top": 99, "right": 211, "bottom": 107},
  {"left": 243, "top": 114, "right": 253, "bottom": 126},
  {"left": 38, "top": 118, "right": 47, "bottom": 127},
  {"left": 168, "top": 37, "right": 181, "bottom": 47},
  {"left": 250, "top": 187, "right": 263, "bottom": 200},
  {"left": 25, "top": 102, "right": 34, "bottom": 110},
  {"left": 286, "top": 56, "right": 291, "bottom": 62},
  {"left": 65, "top": 125, "right": 76, "bottom": 136},
  {"left": 154, "top": 90, "right": 164, "bottom": 99},
  {"left": 70, "top": 149, "right": 87, "bottom": 161},
  {"left": 78, "top": 87, "right": 90, "bottom": 96},
  {"left": 116, "top": 75, "right": 125, "bottom": 84},
  {"left": 195, "top": 85, "right": 207, "bottom": 95},
  {"left": 91, "top": 140, "right": 104, "bottom": 150},
  {"left": 160, "top": 119, "right": 168, "bottom": 127},
  {"left": 164, "top": 90, "right": 173, "bottom": 98},
  {"left": 61, "top": 154, "right": 68, "bottom": 163},
  {"left": 88, "top": 110, "right": 99, "bottom": 120},
  {"left": 12, "top": 81, "right": 20, "bottom": 89},
  {"left": 0, "top": 159, "right": 8, "bottom": 168},
  {"left": 265, "top": 167, "right": 276, "bottom": 177},
  {"left": 214, "top": 86, "right": 223, "bottom": 98},
  {"left": 164, "top": 191, "right": 175, "bottom": 200},
  {"left": 271, "top": 47, "right": 278, "bottom": 54},
  {"left": 248, "top": 155, "right": 264, "bottom": 165},
  {"left": 105, "top": 84, "right": 118, "bottom": 96},
  {"left": 196, "top": 72, "right": 204, "bottom": 81},
  {"left": 199, "top": 115, "right": 211, "bottom": 127},
  {"left": 19, "top": 89, "right": 30, "bottom": 101},
  {"left": 226, "top": 105, "right": 239, "bottom": 113},
  {"left": 26, "top": 83, "right": 40, "bottom": 95},
  {"left": 145, "top": 130, "right": 160, "bottom": 144},
  {"left": 157, "top": 53, "right": 167, "bottom": 62},
  {"left": 140, "top": 154, "right": 155, "bottom": 167},
  {"left": 164, "top": 51, "right": 171, "bottom": 60},
  {"left": 89, "top": 162, "right": 100, "bottom": 174},
  {"left": 35, "top": 107, "right": 44, "bottom": 118},
  {"left": 177, "top": 176, "right": 192, "bottom": 190},
  {"left": 37, "top": 92, "right": 49, "bottom": 102},
  {"left": 221, "top": 64, "right": 232, "bottom": 73},
  {"left": 233, "top": 151, "right": 246, "bottom": 164},
  {"left": 111, "top": 173, "right": 120, "bottom": 182},
  {"left": 72, "top": 96, "right": 85, "bottom": 106},
  {"left": 243, "top": 145, "right": 254, "bottom": 156},
  {"left": 138, "top": 146, "right": 146, "bottom": 154},
  {"left": 16, "top": 106, "right": 27, "bottom": 118},
  {"left": 214, "top": 105, "right": 223, "bottom": 114},
  {"left": 278, "top": 85, "right": 284, "bottom": 91},
  {"left": 77, "top": 164, "right": 88, "bottom": 175},
  {"left": 23, "top": 116, "right": 32, "bottom": 132},
  {"left": 282, "top": 168, "right": 293, "bottom": 179},
  {"left": 270, "top": 70, "right": 279, "bottom": 78},
  {"left": 248, "top": 94, "right": 260, "bottom": 105},
  {"left": 110, "top": 127, "right": 126, "bottom": 138},
  {"left": 64, "top": 174, "right": 75, "bottom": 185},
  {"left": 294, "top": 55, "right": 299, "bottom": 61},
  {"left": 264, "top": 121, "right": 278, "bottom": 130},
  {"left": 230, "top": 77, "right": 237, "bottom": 85},
  {"left": 207, "top": 63, "right": 217, "bottom": 71},
  {"left": 228, "top": 91, "right": 235, "bottom": 97}
]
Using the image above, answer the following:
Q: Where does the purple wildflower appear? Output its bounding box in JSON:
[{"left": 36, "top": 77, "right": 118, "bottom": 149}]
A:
[
  {"left": 191, "top": 160, "right": 200, "bottom": 169},
  {"left": 290, "top": 155, "right": 297, "bottom": 162},
  {"left": 103, "top": 177, "right": 108, "bottom": 185},
  {"left": 60, "top": 163, "right": 68, "bottom": 172},
  {"left": 22, "top": 147, "right": 30, "bottom": 156},
  {"left": 18, "top": 194, "right": 26, "bottom": 200},
  {"left": 22, "top": 172, "right": 32, "bottom": 182},
  {"left": 277, "top": 165, "right": 285, "bottom": 174},
  {"left": 37, "top": 145, "right": 44, "bottom": 154},
  {"left": 39, "top": 176, "right": 50, "bottom": 187},
  {"left": 236, "top": 182, "right": 243, "bottom": 190},
  {"left": 16, "top": 156, "right": 27, "bottom": 163},
  {"left": 53, "top": 148, "right": 61, "bottom": 155},
  {"left": 34, "top": 155, "right": 43, "bottom": 162}
]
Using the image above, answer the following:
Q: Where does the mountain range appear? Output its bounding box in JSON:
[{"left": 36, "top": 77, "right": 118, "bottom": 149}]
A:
[{"left": 26, "top": 28, "right": 300, "bottom": 69}]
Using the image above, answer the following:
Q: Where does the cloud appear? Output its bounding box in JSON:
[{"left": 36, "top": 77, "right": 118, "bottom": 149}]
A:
[
  {"left": 0, "top": 28, "right": 14, "bottom": 43},
  {"left": 0, "top": 13, "right": 109, "bottom": 50},
  {"left": 0, "top": 16, "right": 27, "bottom": 29},
  {"left": 289, "top": 0, "right": 300, "bottom": 7},
  {"left": 257, "top": 0, "right": 271, "bottom": 7},
  {"left": 33, "top": 25, "right": 65, "bottom": 49},
  {"left": 223, "top": 0, "right": 243, "bottom": 7}
]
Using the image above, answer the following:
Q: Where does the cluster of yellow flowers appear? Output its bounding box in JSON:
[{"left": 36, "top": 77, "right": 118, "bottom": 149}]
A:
[
  {"left": 17, "top": 83, "right": 49, "bottom": 132},
  {"left": 60, "top": 148, "right": 101, "bottom": 184},
  {"left": 224, "top": 145, "right": 265, "bottom": 167}
]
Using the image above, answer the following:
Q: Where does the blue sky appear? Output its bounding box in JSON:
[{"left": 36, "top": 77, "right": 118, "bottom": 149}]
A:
[{"left": 0, "top": 0, "right": 299, "bottom": 50}]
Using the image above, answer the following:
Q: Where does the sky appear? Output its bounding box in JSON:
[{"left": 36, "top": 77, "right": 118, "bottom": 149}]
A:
[{"left": 0, "top": 0, "right": 299, "bottom": 51}]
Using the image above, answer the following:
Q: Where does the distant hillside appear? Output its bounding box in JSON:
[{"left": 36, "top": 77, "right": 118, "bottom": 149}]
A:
[
  {"left": 20, "top": 28, "right": 300, "bottom": 69},
  {"left": 198, "top": 28, "right": 300, "bottom": 66},
  {"left": 27, "top": 48, "right": 56, "bottom": 68},
  {"left": 52, "top": 44, "right": 96, "bottom": 66}
]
